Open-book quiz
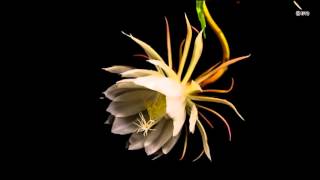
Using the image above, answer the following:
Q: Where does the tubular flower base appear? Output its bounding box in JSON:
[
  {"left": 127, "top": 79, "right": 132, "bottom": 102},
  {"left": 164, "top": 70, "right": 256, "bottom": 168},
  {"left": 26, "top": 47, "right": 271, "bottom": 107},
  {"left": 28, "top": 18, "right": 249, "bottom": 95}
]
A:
[{"left": 103, "top": 14, "right": 249, "bottom": 161}]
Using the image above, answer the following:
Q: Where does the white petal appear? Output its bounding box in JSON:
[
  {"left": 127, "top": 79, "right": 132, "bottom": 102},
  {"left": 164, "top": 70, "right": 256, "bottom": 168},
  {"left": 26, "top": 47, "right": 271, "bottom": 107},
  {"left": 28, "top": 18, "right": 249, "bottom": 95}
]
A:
[
  {"left": 115, "top": 80, "right": 143, "bottom": 89},
  {"left": 145, "top": 119, "right": 173, "bottom": 155},
  {"left": 104, "top": 115, "right": 114, "bottom": 125},
  {"left": 127, "top": 75, "right": 187, "bottom": 137},
  {"left": 104, "top": 84, "right": 122, "bottom": 100},
  {"left": 104, "top": 82, "right": 144, "bottom": 100},
  {"left": 121, "top": 69, "right": 161, "bottom": 78},
  {"left": 177, "top": 14, "right": 192, "bottom": 79},
  {"left": 128, "top": 133, "right": 145, "bottom": 150},
  {"left": 107, "top": 100, "right": 145, "bottom": 117},
  {"left": 113, "top": 89, "right": 154, "bottom": 102},
  {"left": 182, "top": 30, "right": 204, "bottom": 84},
  {"left": 166, "top": 97, "right": 186, "bottom": 136},
  {"left": 111, "top": 115, "right": 138, "bottom": 135},
  {"left": 197, "top": 120, "right": 212, "bottom": 161},
  {"left": 128, "top": 76, "right": 184, "bottom": 97},
  {"left": 102, "top": 66, "right": 133, "bottom": 74},
  {"left": 122, "top": 31, "right": 164, "bottom": 62},
  {"left": 188, "top": 102, "right": 198, "bottom": 133},
  {"left": 144, "top": 118, "right": 166, "bottom": 147},
  {"left": 162, "top": 131, "right": 181, "bottom": 154}
]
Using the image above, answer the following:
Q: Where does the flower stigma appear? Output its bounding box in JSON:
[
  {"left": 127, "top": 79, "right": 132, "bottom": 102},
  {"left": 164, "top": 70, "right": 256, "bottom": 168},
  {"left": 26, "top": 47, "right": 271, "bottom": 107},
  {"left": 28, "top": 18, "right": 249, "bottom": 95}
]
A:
[{"left": 134, "top": 112, "right": 156, "bottom": 136}]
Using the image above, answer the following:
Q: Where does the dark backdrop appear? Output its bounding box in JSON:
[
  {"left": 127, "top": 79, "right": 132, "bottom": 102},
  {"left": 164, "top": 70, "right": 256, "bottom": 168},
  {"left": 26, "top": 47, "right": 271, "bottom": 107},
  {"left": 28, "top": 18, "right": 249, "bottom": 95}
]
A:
[{"left": 17, "top": 0, "right": 317, "bottom": 178}]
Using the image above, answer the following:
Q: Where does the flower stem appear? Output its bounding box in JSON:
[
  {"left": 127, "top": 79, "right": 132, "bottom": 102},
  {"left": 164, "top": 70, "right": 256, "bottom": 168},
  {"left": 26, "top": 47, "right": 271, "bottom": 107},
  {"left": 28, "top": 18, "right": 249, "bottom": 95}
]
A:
[{"left": 200, "top": 2, "right": 230, "bottom": 86}]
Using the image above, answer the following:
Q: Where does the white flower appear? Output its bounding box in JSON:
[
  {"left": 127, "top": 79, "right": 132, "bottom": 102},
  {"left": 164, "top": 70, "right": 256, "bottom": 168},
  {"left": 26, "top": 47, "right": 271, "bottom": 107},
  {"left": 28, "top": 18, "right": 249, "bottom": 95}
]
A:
[{"left": 103, "top": 14, "right": 249, "bottom": 161}]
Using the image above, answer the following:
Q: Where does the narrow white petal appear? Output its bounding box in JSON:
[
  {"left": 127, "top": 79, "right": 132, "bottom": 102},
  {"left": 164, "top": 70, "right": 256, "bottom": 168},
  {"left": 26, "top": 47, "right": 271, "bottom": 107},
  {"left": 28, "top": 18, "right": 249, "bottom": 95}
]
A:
[
  {"left": 188, "top": 102, "right": 198, "bottom": 133},
  {"left": 105, "top": 115, "right": 114, "bottom": 125},
  {"left": 166, "top": 97, "right": 186, "bottom": 136},
  {"left": 178, "top": 14, "right": 192, "bottom": 79},
  {"left": 102, "top": 66, "right": 133, "bottom": 74},
  {"left": 111, "top": 115, "right": 138, "bottom": 135},
  {"left": 145, "top": 119, "right": 173, "bottom": 155},
  {"left": 162, "top": 131, "right": 181, "bottom": 154},
  {"left": 107, "top": 100, "right": 145, "bottom": 117},
  {"left": 128, "top": 133, "right": 145, "bottom": 150},
  {"left": 121, "top": 69, "right": 160, "bottom": 78},
  {"left": 197, "top": 120, "right": 212, "bottom": 161},
  {"left": 122, "top": 31, "right": 164, "bottom": 62},
  {"left": 182, "top": 30, "right": 204, "bottom": 84},
  {"left": 146, "top": 60, "right": 178, "bottom": 80},
  {"left": 115, "top": 80, "right": 145, "bottom": 90}
]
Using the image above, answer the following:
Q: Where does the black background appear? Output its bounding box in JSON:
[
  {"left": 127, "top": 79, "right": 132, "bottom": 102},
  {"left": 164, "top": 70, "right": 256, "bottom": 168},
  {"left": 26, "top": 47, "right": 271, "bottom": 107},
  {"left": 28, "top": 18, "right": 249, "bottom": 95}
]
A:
[{"left": 12, "top": 0, "right": 317, "bottom": 178}]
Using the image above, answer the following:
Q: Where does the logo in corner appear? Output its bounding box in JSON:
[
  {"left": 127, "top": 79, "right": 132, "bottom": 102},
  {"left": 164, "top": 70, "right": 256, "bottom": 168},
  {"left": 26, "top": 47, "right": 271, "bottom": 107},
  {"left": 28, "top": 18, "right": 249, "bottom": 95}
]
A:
[{"left": 294, "top": 0, "right": 310, "bottom": 16}]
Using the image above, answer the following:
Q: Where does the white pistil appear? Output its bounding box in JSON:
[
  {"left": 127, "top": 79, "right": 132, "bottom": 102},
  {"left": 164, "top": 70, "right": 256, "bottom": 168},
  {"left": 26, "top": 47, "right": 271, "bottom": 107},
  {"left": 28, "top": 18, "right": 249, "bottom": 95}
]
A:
[{"left": 134, "top": 112, "right": 156, "bottom": 136}]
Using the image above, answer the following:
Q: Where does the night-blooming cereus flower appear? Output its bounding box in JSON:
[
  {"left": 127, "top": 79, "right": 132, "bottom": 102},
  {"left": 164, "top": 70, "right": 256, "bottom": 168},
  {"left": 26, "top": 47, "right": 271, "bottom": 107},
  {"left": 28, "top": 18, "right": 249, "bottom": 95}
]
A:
[{"left": 103, "top": 14, "right": 249, "bottom": 161}]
